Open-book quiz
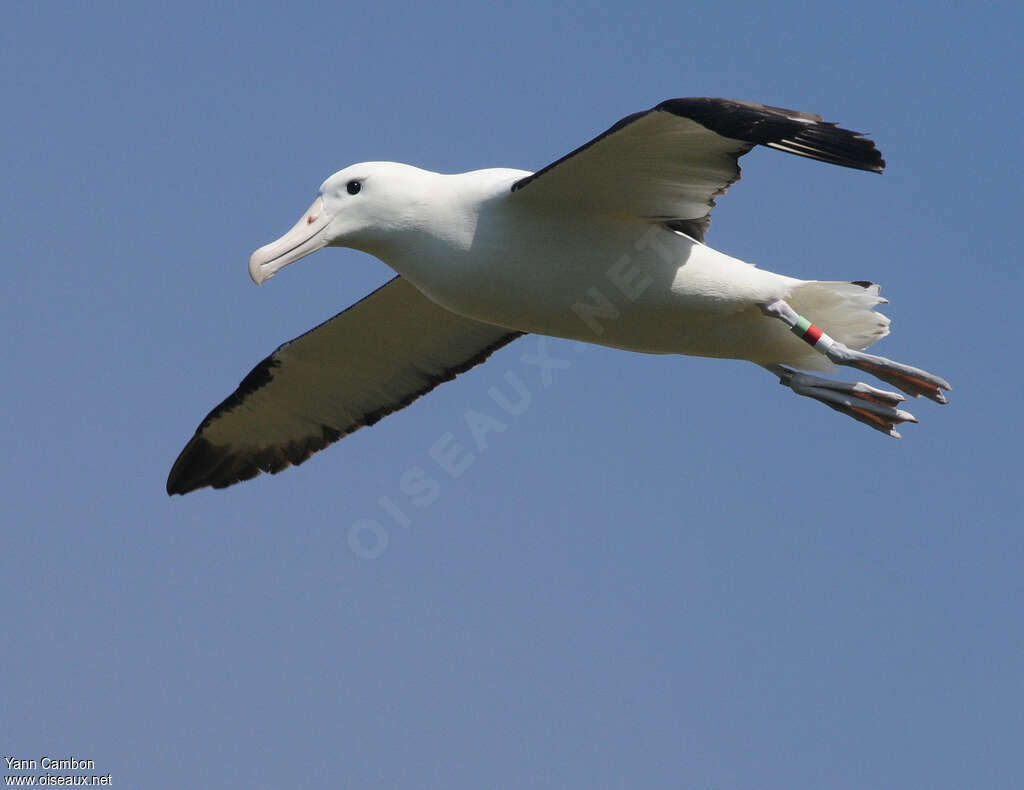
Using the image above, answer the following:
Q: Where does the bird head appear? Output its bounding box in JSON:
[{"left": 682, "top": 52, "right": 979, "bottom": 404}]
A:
[{"left": 248, "top": 162, "right": 432, "bottom": 285}]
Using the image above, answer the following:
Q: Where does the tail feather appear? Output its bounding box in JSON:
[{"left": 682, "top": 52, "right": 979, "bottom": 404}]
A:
[{"left": 782, "top": 280, "right": 891, "bottom": 370}]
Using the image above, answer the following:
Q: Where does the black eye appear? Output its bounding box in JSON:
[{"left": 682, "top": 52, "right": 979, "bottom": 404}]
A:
[{"left": 346, "top": 180, "right": 361, "bottom": 195}]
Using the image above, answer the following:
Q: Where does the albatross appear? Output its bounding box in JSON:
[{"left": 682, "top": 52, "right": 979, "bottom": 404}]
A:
[{"left": 167, "top": 97, "right": 950, "bottom": 495}]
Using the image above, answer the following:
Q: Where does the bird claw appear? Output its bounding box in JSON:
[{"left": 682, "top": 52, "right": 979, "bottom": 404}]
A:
[
  {"left": 775, "top": 366, "right": 919, "bottom": 437},
  {"left": 828, "top": 346, "right": 951, "bottom": 404}
]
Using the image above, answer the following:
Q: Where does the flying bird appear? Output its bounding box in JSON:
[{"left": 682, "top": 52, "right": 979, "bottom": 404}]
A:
[{"left": 167, "top": 98, "right": 950, "bottom": 495}]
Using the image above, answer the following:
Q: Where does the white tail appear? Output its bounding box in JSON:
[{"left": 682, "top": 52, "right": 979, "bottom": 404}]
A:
[{"left": 781, "top": 280, "right": 890, "bottom": 370}]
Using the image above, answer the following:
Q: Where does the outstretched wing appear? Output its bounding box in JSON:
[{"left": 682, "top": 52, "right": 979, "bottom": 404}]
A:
[
  {"left": 167, "top": 276, "right": 522, "bottom": 495},
  {"left": 510, "top": 97, "right": 884, "bottom": 242}
]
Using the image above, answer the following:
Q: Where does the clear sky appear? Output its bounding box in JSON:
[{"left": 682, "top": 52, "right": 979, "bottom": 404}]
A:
[{"left": 3, "top": 2, "right": 1022, "bottom": 788}]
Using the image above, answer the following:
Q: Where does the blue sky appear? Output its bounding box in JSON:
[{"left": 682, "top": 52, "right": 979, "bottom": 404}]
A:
[{"left": 3, "top": 1, "right": 1022, "bottom": 788}]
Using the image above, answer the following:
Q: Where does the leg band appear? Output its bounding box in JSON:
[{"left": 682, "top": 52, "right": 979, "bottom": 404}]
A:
[{"left": 790, "top": 315, "right": 835, "bottom": 354}]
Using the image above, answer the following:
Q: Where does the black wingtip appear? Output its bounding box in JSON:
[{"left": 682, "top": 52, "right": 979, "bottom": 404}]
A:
[
  {"left": 165, "top": 431, "right": 325, "bottom": 496},
  {"left": 658, "top": 97, "right": 886, "bottom": 174},
  {"left": 166, "top": 436, "right": 214, "bottom": 496}
]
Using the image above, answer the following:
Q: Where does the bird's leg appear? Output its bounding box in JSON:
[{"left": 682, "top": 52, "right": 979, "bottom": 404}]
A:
[
  {"left": 758, "top": 299, "right": 951, "bottom": 403},
  {"left": 764, "top": 364, "right": 917, "bottom": 438}
]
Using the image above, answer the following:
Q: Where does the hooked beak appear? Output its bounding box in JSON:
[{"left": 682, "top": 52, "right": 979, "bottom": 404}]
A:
[{"left": 248, "top": 196, "right": 330, "bottom": 285}]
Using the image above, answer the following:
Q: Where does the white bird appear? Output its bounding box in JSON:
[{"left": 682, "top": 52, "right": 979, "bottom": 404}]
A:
[{"left": 167, "top": 98, "right": 950, "bottom": 495}]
